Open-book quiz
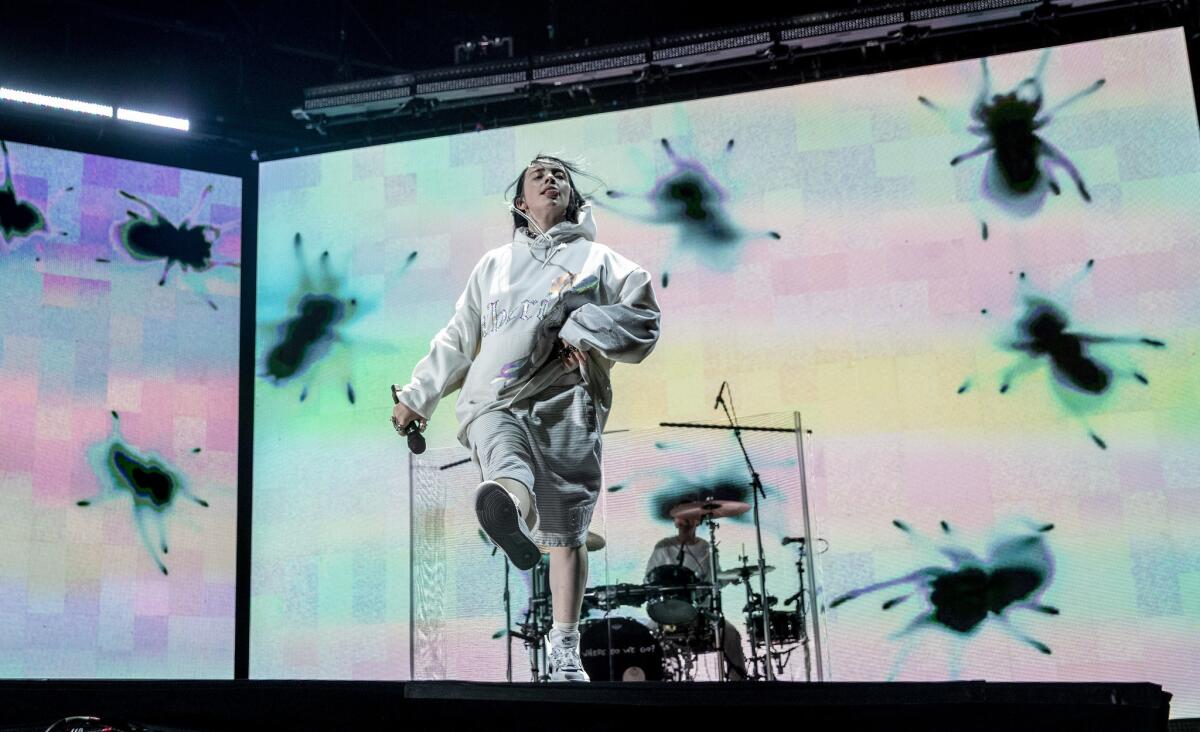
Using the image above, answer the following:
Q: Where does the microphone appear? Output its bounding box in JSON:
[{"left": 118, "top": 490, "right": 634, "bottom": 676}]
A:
[
  {"left": 781, "top": 536, "right": 805, "bottom": 546},
  {"left": 713, "top": 381, "right": 726, "bottom": 410},
  {"left": 391, "top": 385, "right": 427, "bottom": 455},
  {"left": 401, "top": 421, "right": 427, "bottom": 455}
]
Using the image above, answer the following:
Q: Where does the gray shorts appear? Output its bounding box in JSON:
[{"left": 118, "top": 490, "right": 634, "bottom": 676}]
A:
[{"left": 467, "top": 382, "right": 602, "bottom": 548}]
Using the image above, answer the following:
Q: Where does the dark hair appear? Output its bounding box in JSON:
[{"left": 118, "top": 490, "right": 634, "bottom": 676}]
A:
[{"left": 505, "top": 154, "right": 603, "bottom": 231}]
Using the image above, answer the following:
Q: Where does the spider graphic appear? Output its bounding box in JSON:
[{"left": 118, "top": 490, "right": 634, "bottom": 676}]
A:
[
  {"left": 78, "top": 411, "right": 208, "bottom": 575},
  {"left": 0, "top": 139, "right": 74, "bottom": 254},
  {"left": 957, "top": 260, "right": 1166, "bottom": 449},
  {"left": 261, "top": 234, "right": 415, "bottom": 404},
  {"left": 107, "top": 185, "right": 240, "bottom": 309},
  {"left": 600, "top": 137, "right": 780, "bottom": 287},
  {"left": 831, "top": 519, "right": 1058, "bottom": 677},
  {"left": 919, "top": 51, "right": 1104, "bottom": 239},
  {"left": 260, "top": 233, "right": 362, "bottom": 403}
]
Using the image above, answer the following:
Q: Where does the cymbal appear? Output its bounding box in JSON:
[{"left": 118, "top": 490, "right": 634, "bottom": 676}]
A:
[
  {"left": 540, "top": 531, "right": 606, "bottom": 554},
  {"left": 669, "top": 499, "right": 751, "bottom": 521},
  {"left": 716, "top": 564, "right": 775, "bottom": 582}
]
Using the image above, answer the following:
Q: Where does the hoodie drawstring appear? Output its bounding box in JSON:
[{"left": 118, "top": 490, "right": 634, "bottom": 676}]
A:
[{"left": 514, "top": 219, "right": 568, "bottom": 271}]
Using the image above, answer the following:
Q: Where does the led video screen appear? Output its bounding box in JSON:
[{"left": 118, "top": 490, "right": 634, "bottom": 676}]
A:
[
  {"left": 0, "top": 140, "right": 241, "bottom": 677},
  {"left": 253, "top": 28, "right": 1198, "bottom": 715}
]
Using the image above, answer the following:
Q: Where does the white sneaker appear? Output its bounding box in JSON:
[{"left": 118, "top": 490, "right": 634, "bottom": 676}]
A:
[
  {"left": 548, "top": 633, "right": 590, "bottom": 683},
  {"left": 475, "top": 481, "right": 541, "bottom": 571}
]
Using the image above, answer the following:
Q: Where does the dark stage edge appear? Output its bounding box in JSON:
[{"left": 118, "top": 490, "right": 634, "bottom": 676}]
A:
[{"left": 0, "top": 680, "right": 1172, "bottom": 732}]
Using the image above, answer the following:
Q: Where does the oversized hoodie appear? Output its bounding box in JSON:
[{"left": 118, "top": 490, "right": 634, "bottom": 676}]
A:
[{"left": 393, "top": 203, "right": 661, "bottom": 447}]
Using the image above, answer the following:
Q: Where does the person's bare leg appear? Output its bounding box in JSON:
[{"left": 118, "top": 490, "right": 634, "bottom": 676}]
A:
[
  {"left": 548, "top": 545, "right": 588, "bottom": 623},
  {"left": 547, "top": 544, "right": 590, "bottom": 681}
]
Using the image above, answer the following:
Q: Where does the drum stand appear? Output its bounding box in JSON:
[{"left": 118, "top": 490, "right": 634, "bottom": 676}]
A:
[
  {"left": 733, "top": 553, "right": 767, "bottom": 680},
  {"left": 664, "top": 647, "right": 698, "bottom": 682},
  {"left": 700, "top": 508, "right": 728, "bottom": 682}
]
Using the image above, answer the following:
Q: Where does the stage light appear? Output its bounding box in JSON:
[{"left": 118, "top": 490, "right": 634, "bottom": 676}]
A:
[
  {"left": 532, "top": 41, "right": 649, "bottom": 86},
  {"left": 116, "top": 108, "right": 190, "bottom": 131},
  {"left": 0, "top": 87, "right": 113, "bottom": 117}
]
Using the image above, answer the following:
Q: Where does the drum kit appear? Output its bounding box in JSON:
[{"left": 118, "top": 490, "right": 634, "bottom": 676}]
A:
[
  {"left": 499, "top": 382, "right": 819, "bottom": 682},
  {"left": 510, "top": 497, "right": 814, "bottom": 682}
]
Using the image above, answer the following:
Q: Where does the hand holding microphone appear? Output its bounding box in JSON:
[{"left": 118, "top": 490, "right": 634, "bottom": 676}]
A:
[
  {"left": 390, "top": 385, "right": 427, "bottom": 454},
  {"left": 554, "top": 337, "right": 588, "bottom": 371}
]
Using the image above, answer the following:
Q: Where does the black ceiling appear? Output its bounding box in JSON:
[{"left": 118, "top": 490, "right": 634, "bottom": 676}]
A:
[
  {"left": 1, "top": 2, "right": 871, "bottom": 149},
  {"left": 2, "top": 0, "right": 1196, "bottom": 164}
]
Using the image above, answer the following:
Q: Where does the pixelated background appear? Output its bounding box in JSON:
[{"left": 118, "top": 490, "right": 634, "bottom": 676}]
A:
[
  {"left": 0, "top": 141, "right": 241, "bottom": 678},
  {"left": 252, "top": 29, "right": 1199, "bottom": 715}
]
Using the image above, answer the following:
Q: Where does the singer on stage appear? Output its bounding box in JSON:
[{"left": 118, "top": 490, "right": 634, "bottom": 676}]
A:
[{"left": 391, "top": 155, "right": 661, "bottom": 682}]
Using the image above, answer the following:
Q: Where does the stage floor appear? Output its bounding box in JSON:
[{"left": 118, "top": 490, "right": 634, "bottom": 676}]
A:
[{"left": 0, "top": 679, "right": 1174, "bottom": 731}]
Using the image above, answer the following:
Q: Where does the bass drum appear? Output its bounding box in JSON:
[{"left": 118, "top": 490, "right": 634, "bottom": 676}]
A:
[{"left": 579, "top": 617, "right": 663, "bottom": 681}]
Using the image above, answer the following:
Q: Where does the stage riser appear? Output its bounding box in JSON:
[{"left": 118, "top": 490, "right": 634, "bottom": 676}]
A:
[{"left": 0, "top": 681, "right": 1171, "bottom": 732}]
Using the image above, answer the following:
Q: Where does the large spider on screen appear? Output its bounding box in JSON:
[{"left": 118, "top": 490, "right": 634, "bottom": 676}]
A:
[
  {"left": 830, "top": 519, "right": 1058, "bottom": 676},
  {"left": 105, "top": 186, "right": 240, "bottom": 310},
  {"left": 78, "top": 411, "right": 208, "bottom": 575},
  {"left": 0, "top": 139, "right": 74, "bottom": 254},
  {"left": 957, "top": 260, "right": 1166, "bottom": 449},
  {"left": 600, "top": 137, "right": 780, "bottom": 287},
  {"left": 261, "top": 234, "right": 363, "bottom": 404},
  {"left": 919, "top": 51, "right": 1104, "bottom": 240},
  {"left": 260, "top": 234, "right": 415, "bottom": 405}
]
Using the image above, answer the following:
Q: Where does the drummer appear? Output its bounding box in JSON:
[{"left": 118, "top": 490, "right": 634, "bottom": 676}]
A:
[{"left": 644, "top": 510, "right": 748, "bottom": 680}]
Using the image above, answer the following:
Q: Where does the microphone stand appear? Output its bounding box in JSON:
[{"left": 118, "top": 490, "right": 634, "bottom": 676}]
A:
[
  {"left": 490, "top": 543, "right": 515, "bottom": 682},
  {"left": 658, "top": 384, "right": 791, "bottom": 682},
  {"left": 504, "top": 555, "right": 513, "bottom": 682},
  {"left": 715, "top": 383, "right": 775, "bottom": 681}
]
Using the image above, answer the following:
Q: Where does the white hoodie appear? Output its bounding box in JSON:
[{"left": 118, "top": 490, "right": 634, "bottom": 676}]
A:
[{"left": 393, "top": 203, "right": 661, "bottom": 446}]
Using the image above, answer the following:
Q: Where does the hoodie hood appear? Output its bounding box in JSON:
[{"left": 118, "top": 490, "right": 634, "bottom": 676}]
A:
[{"left": 514, "top": 202, "right": 598, "bottom": 249}]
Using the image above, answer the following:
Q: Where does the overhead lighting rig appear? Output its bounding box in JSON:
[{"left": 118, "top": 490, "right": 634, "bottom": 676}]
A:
[{"left": 292, "top": 0, "right": 1162, "bottom": 132}]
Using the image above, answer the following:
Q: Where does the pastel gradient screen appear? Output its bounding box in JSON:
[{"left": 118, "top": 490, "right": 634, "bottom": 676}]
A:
[
  {"left": 0, "top": 140, "right": 241, "bottom": 677},
  {"left": 252, "top": 28, "right": 1199, "bottom": 714}
]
